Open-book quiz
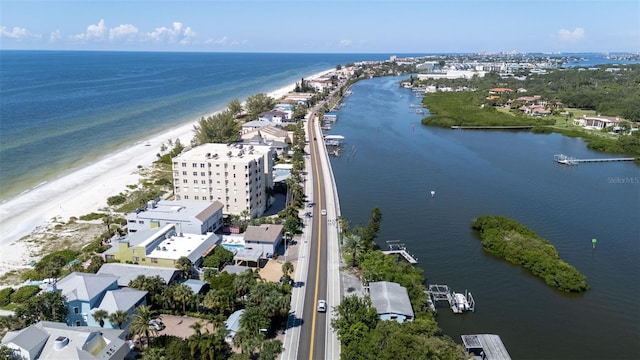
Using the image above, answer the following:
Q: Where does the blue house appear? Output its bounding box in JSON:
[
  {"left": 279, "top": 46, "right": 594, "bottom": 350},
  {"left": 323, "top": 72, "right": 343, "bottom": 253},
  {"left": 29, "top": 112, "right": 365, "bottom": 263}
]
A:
[
  {"left": 53, "top": 272, "right": 146, "bottom": 328},
  {"left": 368, "top": 281, "right": 415, "bottom": 323}
]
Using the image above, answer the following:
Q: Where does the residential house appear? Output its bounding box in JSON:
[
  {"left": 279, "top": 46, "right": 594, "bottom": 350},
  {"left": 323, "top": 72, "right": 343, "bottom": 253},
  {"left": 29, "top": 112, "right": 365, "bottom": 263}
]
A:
[
  {"left": 126, "top": 199, "right": 223, "bottom": 234},
  {"left": 241, "top": 119, "right": 276, "bottom": 134},
  {"left": 573, "top": 114, "right": 626, "bottom": 129},
  {"left": 1, "top": 321, "right": 131, "bottom": 360},
  {"left": 273, "top": 103, "right": 294, "bottom": 120},
  {"left": 104, "top": 224, "right": 218, "bottom": 271},
  {"left": 53, "top": 272, "right": 146, "bottom": 328},
  {"left": 243, "top": 224, "right": 284, "bottom": 257},
  {"left": 258, "top": 110, "right": 287, "bottom": 125},
  {"left": 368, "top": 281, "right": 415, "bottom": 323},
  {"left": 224, "top": 309, "right": 245, "bottom": 343},
  {"left": 239, "top": 125, "right": 293, "bottom": 156},
  {"left": 96, "top": 263, "right": 181, "bottom": 287},
  {"left": 488, "top": 87, "right": 513, "bottom": 94}
]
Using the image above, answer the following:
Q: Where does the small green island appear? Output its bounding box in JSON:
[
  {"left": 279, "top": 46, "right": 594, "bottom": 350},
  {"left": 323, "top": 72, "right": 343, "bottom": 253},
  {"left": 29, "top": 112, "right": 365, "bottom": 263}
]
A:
[{"left": 471, "top": 215, "right": 589, "bottom": 292}]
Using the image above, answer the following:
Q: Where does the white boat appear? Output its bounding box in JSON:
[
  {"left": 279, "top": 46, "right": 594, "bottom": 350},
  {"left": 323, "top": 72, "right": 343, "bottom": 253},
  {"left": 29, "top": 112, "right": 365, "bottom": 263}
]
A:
[{"left": 453, "top": 292, "right": 470, "bottom": 312}]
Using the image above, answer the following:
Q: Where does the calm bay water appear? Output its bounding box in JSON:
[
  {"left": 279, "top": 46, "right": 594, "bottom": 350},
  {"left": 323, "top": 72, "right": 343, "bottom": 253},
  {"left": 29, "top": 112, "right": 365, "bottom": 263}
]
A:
[
  {"left": 0, "top": 51, "right": 407, "bottom": 201},
  {"left": 329, "top": 76, "right": 640, "bottom": 359}
]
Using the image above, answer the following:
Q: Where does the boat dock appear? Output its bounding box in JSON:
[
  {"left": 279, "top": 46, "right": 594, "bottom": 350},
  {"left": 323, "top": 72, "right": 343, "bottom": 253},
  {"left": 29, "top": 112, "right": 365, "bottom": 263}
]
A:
[
  {"left": 428, "top": 284, "right": 475, "bottom": 313},
  {"left": 554, "top": 154, "right": 635, "bottom": 165},
  {"left": 461, "top": 334, "right": 512, "bottom": 360},
  {"left": 382, "top": 240, "right": 418, "bottom": 264},
  {"left": 451, "top": 125, "right": 533, "bottom": 130}
]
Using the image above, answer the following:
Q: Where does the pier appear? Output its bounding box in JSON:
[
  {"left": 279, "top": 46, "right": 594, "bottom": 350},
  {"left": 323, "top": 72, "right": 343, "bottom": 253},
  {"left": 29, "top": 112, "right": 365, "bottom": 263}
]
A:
[
  {"left": 428, "top": 284, "right": 475, "bottom": 313},
  {"left": 382, "top": 240, "right": 418, "bottom": 264},
  {"left": 554, "top": 154, "right": 635, "bottom": 165},
  {"left": 451, "top": 125, "right": 533, "bottom": 130}
]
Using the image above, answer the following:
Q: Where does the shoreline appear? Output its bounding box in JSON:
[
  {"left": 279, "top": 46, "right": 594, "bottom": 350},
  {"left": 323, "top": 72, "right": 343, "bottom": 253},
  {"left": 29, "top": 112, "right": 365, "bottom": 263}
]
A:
[{"left": 0, "top": 68, "right": 333, "bottom": 279}]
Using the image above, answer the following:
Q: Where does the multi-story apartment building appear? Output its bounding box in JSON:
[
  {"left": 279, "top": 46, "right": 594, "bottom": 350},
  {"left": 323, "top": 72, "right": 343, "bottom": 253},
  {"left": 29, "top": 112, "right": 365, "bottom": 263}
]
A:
[{"left": 172, "top": 143, "right": 273, "bottom": 218}]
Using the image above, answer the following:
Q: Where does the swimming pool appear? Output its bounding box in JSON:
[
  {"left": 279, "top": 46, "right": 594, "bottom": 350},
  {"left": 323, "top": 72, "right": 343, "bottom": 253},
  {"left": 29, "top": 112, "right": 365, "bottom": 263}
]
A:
[{"left": 222, "top": 243, "right": 245, "bottom": 251}]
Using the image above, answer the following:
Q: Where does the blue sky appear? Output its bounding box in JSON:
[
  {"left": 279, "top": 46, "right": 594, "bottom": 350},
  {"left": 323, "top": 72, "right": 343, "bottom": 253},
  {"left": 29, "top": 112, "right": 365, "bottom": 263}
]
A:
[{"left": 1, "top": 0, "right": 638, "bottom": 53}]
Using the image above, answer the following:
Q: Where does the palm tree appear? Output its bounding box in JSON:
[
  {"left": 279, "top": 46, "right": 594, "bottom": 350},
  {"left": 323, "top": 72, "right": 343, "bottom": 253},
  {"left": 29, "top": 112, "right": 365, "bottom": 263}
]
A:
[
  {"left": 129, "top": 305, "right": 155, "bottom": 348},
  {"left": 281, "top": 261, "right": 294, "bottom": 285},
  {"left": 108, "top": 310, "right": 129, "bottom": 329},
  {"left": 189, "top": 320, "right": 203, "bottom": 337},
  {"left": 142, "top": 347, "right": 166, "bottom": 360},
  {"left": 92, "top": 309, "right": 109, "bottom": 327},
  {"left": 342, "top": 233, "right": 365, "bottom": 267},
  {"left": 172, "top": 283, "right": 193, "bottom": 313},
  {"left": 176, "top": 256, "right": 192, "bottom": 279},
  {"left": 234, "top": 270, "right": 255, "bottom": 301}
]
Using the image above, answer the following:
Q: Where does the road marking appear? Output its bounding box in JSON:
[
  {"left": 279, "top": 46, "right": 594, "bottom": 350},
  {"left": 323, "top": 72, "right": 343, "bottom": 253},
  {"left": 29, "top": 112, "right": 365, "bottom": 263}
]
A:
[{"left": 308, "top": 115, "right": 323, "bottom": 360}]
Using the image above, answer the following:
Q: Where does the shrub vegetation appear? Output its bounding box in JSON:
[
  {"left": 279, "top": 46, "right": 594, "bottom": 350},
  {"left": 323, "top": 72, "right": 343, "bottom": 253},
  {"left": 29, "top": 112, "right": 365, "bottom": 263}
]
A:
[{"left": 471, "top": 215, "right": 589, "bottom": 292}]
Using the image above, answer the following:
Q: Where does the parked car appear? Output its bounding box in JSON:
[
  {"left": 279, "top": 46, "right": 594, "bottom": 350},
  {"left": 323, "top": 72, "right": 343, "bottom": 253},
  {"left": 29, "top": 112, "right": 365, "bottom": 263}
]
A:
[
  {"left": 321, "top": 209, "right": 327, "bottom": 216},
  {"left": 148, "top": 319, "right": 165, "bottom": 331},
  {"left": 317, "top": 300, "right": 327, "bottom": 312}
]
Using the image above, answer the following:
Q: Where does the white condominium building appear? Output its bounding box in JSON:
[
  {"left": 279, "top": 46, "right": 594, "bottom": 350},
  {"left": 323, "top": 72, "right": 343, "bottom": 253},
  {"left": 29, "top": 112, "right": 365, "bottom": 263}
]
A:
[{"left": 172, "top": 143, "right": 273, "bottom": 218}]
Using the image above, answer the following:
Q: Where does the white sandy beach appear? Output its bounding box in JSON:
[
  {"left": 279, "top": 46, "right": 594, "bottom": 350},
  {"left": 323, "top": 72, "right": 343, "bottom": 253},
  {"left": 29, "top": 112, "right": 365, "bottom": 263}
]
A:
[{"left": 0, "top": 69, "right": 333, "bottom": 278}]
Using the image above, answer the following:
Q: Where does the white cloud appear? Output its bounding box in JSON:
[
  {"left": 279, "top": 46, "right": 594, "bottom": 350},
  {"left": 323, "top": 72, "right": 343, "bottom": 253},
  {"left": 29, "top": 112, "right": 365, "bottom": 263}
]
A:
[
  {"left": 146, "top": 21, "right": 196, "bottom": 44},
  {"left": 339, "top": 39, "right": 352, "bottom": 47},
  {"left": 49, "top": 30, "right": 62, "bottom": 42},
  {"left": 73, "top": 19, "right": 107, "bottom": 41},
  {"left": 1, "top": 26, "right": 41, "bottom": 40},
  {"left": 205, "top": 36, "right": 228, "bottom": 45},
  {"left": 109, "top": 24, "right": 138, "bottom": 41},
  {"left": 557, "top": 27, "right": 585, "bottom": 42}
]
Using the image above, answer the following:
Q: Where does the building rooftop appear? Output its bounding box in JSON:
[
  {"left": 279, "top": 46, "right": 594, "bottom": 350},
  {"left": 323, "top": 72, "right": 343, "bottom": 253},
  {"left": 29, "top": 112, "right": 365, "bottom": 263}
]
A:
[
  {"left": 129, "top": 200, "right": 223, "bottom": 223},
  {"left": 145, "top": 231, "right": 219, "bottom": 263},
  {"left": 55, "top": 272, "right": 118, "bottom": 302},
  {"left": 2, "top": 321, "right": 129, "bottom": 360},
  {"left": 244, "top": 224, "right": 284, "bottom": 244},
  {"left": 369, "top": 281, "right": 415, "bottom": 319},
  {"left": 173, "top": 143, "right": 271, "bottom": 162},
  {"left": 97, "top": 263, "right": 180, "bottom": 287},
  {"left": 96, "top": 288, "right": 147, "bottom": 314}
]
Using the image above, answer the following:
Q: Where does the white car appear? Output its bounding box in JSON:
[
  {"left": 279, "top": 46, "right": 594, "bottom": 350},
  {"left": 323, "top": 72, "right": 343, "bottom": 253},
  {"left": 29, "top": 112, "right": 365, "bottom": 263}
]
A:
[
  {"left": 317, "top": 300, "right": 327, "bottom": 312},
  {"left": 148, "top": 319, "right": 165, "bottom": 331},
  {"left": 321, "top": 209, "right": 327, "bottom": 216}
]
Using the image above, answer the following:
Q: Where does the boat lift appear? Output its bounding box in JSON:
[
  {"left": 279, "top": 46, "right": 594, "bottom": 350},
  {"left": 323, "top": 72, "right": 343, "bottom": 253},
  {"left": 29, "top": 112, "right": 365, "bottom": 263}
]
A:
[{"left": 428, "top": 284, "right": 475, "bottom": 314}]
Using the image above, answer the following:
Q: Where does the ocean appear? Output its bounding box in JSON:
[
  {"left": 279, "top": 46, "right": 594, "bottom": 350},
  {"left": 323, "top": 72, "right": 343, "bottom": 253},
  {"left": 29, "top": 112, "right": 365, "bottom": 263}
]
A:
[{"left": 0, "top": 51, "right": 407, "bottom": 201}]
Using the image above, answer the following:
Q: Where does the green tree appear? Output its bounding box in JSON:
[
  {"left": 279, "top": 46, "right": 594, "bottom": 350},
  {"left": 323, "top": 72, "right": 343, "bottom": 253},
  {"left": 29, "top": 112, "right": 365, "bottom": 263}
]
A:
[
  {"left": 173, "top": 283, "right": 193, "bottom": 313},
  {"left": 0, "top": 344, "right": 26, "bottom": 360},
  {"left": 129, "top": 305, "right": 155, "bottom": 348},
  {"left": 228, "top": 98, "right": 243, "bottom": 117},
  {"left": 281, "top": 261, "right": 294, "bottom": 284},
  {"left": 176, "top": 256, "right": 193, "bottom": 279},
  {"left": 92, "top": 309, "right": 109, "bottom": 327},
  {"left": 331, "top": 295, "right": 379, "bottom": 347},
  {"left": 202, "top": 246, "right": 234, "bottom": 270},
  {"left": 258, "top": 339, "right": 283, "bottom": 360},
  {"left": 142, "top": 347, "right": 166, "bottom": 360},
  {"left": 245, "top": 93, "right": 275, "bottom": 119},
  {"left": 191, "top": 110, "right": 240, "bottom": 146},
  {"left": 108, "top": 310, "right": 129, "bottom": 329}
]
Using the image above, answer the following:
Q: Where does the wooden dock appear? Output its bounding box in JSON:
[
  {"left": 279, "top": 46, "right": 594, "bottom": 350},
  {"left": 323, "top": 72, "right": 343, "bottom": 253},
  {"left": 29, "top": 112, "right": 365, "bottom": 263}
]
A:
[
  {"left": 462, "top": 334, "right": 512, "bottom": 360},
  {"left": 451, "top": 125, "right": 533, "bottom": 130},
  {"left": 382, "top": 241, "right": 418, "bottom": 264},
  {"left": 554, "top": 154, "right": 635, "bottom": 165}
]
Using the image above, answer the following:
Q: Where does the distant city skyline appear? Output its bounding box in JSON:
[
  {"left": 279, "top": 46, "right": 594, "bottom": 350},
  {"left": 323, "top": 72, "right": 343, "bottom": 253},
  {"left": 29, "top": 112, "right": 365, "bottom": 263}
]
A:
[{"left": 1, "top": 0, "right": 639, "bottom": 53}]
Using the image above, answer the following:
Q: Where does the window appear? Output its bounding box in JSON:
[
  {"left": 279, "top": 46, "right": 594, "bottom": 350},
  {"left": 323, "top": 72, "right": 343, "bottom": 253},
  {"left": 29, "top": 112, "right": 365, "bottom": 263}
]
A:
[
  {"left": 138, "top": 220, "right": 145, "bottom": 224},
  {"left": 200, "top": 163, "right": 205, "bottom": 168},
  {"left": 132, "top": 249, "right": 138, "bottom": 255},
  {"left": 201, "top": 180, "right": 206, "bottom": 184},
  {"left": 133, "top": 257, "right": 139, "bottom": 262},
  {"left": 182, "top": 162, "right": 187, "bottom": 167},
  {"left": 151, "top": 258, "right": 158, "bottom": 263},
  {"left": 195, "top": 196, "right": 199, "bottom": 200},
  {"left": 192, "top": 163, "right": 197, "bottom": 168},
  {"left": 200, "top": 172, "right": 205, "bottom": 176},
  {"left": 183, "top": 179, "right": 188, "bottom": 184},
  {"left": 193, "top": 171, "right": 198, "bottom": 176},
  {"left": 182, "top": 171, "right": 187, "bottom": 175},
  {"left": 76, "top": 321, "right": 81, "bottom": 326},
  {"left": 193, "top": 180, "right": 198, "bottom": 184},
  {"left": 74, "top": 307, "right": 79, "bottom": 314},
  {"left": 184, "top": 195, "right": 189, "bottom": 199}
]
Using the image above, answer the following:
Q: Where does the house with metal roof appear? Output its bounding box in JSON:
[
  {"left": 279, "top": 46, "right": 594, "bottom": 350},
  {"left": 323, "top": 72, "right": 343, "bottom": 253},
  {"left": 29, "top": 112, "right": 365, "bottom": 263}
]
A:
[
  {"left": 125, "top": 199, "right": 223, "bottom": 234},
  {"left": 53, "top": 272, "right": 147, "bottom": 328},
  {"left": 368, "top": 281, "right": 415, "bottom": 323},
  {"left": 243, "top": 224, "right": 284, "bottom": 257},
  {"left": 1, "top": 321, "right": 131, "bottom": 360},
  {"left": 258, "top": 110, "right": 288, "bottom": 124},
  {"left": 224, "top": 309, "right": 245, "bottom": 343},
  {"left": 96, "top": 263, "right": 181, "bottom": 287},
  {"left": 461, "top": 334, "right": 512, "bottom": 360}
]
